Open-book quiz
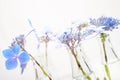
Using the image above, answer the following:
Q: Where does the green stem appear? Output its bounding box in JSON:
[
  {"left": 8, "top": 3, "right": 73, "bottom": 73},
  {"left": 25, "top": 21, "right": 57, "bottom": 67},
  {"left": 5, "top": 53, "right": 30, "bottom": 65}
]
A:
[
  {"left": 68, "top": 45, "right": 91, "bottom": 80},
  {"left": 102, "top": 42, "right": 108, "bottom": 63},
  {"left": 96, "top": 77, "right": 100, "bottom": 80},
  {"left": 101, "top": 33, "right": 111, "bottom": 80},
  {"left": 71, "top": 49, "right": 86, "bottom": 75},
  {"left": 104, "top": 64, "right": 111, "bottom": 80},
  {"left": 21, "top": 47, "right": 52, "bottom": 80},
  {"left": 29, "top": 54, "right": 52, "bottom": 80}
]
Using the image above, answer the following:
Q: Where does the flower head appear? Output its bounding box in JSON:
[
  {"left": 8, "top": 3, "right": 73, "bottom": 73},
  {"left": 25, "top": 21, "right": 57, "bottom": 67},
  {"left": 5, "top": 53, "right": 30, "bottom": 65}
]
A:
[
  {"left": 58, "top": 22, "right": 93, "bottom": 46},
  {"left": 40, "top": 26, "right": 57, "bottom": 42},
  {"left": 90, "top": 16, "right": 120, "bottom": 31},
  {"left": 2, "top": 44, "right": 30, "bottom": 74},
  {"left": 59, "top": 31, "right": 73, "bottom": 44},
  {"left": 58, "top": 27, "right": 82, "bottom": 48}
]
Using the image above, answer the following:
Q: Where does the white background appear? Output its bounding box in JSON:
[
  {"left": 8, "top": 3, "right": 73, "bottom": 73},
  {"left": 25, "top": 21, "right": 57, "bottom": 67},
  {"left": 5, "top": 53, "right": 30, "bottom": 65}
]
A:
[{"left": 0, "top": 0, "right": 120, "bottom": 80}]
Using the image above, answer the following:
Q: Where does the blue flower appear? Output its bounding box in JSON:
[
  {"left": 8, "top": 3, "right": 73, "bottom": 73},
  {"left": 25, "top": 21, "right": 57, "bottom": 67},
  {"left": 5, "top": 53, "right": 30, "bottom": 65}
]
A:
[
  {"left": 2, "top": 44, "right": 30, "bottom": 74},
  {"left": 58, "top": 27, "right": 82, "bottom": 46},
  {"left": 59, "top": 28, "right": 74, "bottom": 44},
  {"left": 90, "top": 16, "right": 120, "bottom": 31}
]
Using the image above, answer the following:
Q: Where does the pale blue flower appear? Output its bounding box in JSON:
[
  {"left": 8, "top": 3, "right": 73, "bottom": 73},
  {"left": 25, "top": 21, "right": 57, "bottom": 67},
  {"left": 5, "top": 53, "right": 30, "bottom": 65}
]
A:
[
  {"left": 58, "top": 27, "right": 81, "bottom": 46},
  {"left": 59, "top": 31, "right": 72, "bottom": 44},
  {"left": 2, "top": 44, "right": 30, "bottom": 74},
  {"left": 90, "top": 16, "right": 120, "bottom": 31}
]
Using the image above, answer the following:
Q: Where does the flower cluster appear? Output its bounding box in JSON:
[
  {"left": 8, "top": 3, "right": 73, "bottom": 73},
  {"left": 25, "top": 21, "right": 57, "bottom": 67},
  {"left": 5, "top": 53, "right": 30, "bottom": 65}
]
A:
[
  {"left": 90, "top": 16, "right": 120, "bottom": 31},
  {"left": 1, "top": 16, "right": 120, "bottom": 80},
  {"left": 58, "top": 23, "right": 90, "bottom": 47}
]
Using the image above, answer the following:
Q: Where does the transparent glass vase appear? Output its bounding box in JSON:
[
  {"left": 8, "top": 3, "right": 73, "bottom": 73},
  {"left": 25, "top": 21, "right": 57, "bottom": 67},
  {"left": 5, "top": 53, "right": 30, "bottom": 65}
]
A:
[
  {"left": 69, "top": 53, "right": 85, "bottom": 80},
  {"left": 98, "top": 35, "right": 120, "bottom": 65},
  {"left": 68, "top": 46, "right": 93, "bottom": 80},
  {"left": 29, "top": 54, "right": 52, "bottom": 80},
  {"left": 98, "top": 33, "right": 120, "bottom": 80}
]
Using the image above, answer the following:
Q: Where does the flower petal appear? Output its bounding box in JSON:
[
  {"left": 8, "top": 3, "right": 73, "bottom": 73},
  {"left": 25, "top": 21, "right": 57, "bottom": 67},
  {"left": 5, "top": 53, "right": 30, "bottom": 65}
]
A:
[
  {"left": 5, "top": 59, "right": 18, "bottom": 70},
  {"left": 20, "top": 64, "right": 27, "bottom": 74},
  {"left": 12, "top": 44, "right": 21, "bottom": 54},
  {"left": 19, "top": 52, "right": 30, "bottom": 64},
  {"left": 2, "top": 49, "right": 14, "bottom": 59}
]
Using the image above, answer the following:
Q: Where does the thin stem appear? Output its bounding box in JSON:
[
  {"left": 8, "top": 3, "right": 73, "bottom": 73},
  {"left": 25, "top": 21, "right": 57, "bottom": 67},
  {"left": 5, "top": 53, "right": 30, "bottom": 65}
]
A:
[
  {"left": 45, "top": 42, "right": 48, "bottom": 67},
  {"left": 101, "top": 33, "right": 111, "bottom": 80},
  {"left": 71, "top": 49, "right": 86, "bottom": 75},
  {"left": 32, "top": 59, "right": 39, "bottom": 79},
  {"left": 102, "top": 43, "right": 111, "bottom": 80},
  {"left": 82, "top": 56, "right": 93, "bottom": 74},
  {"left": 71, "top": 49, "right": 91, "bottom": 80},
  {"left": 102, "top": 42, "right": 108, "bottom": 63},
  {"left": 24, "top": 29, "right": 35, "bottom": 38},
  {"left": 28, "top": 19, "right": 40, "bottom": 42},
  {"left": 78, "top": 47, "right": 93, "bottom": 74},
  {"left": 104, "top": 64, "right": 111, "bottom": 80},
  {"left": 67, "top": 44, "right": 91, "bottom": 80},
  {"left": 29, "top": 54, "right": 52, "bottom": 80}
]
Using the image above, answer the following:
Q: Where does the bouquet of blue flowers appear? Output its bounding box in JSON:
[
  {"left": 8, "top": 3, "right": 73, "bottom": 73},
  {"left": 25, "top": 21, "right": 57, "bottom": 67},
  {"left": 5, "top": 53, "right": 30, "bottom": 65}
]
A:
[{"left": 2, "top": 16, "right": 120, "bottom": 80}]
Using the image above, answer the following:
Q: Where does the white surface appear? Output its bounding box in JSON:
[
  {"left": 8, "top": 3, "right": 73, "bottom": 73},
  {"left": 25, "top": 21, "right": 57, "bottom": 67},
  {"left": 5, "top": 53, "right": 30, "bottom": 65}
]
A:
[{"left": 0, "top": 0, "right": 120, "bottom": 80}]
